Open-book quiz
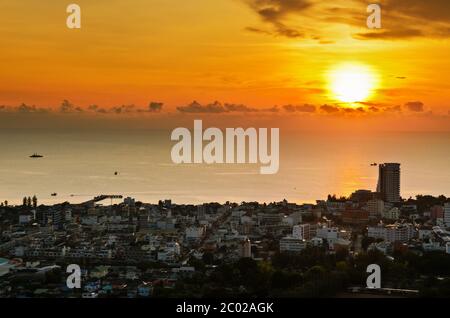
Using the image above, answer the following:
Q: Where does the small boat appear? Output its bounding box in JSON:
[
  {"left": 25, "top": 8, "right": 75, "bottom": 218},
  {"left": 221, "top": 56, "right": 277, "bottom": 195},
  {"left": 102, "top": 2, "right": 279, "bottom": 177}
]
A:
[
  {"left": 370, "top": 163, "right": 377, "bottom": 166},
  {"left": 30, "top": 153, "right": 43, "bottom": 158},
  {"left": 51, "top": 193, "right": 57, "bottom": 196},
  {"left": 114, "top": 171, "right": 118, "bottom": 175}
]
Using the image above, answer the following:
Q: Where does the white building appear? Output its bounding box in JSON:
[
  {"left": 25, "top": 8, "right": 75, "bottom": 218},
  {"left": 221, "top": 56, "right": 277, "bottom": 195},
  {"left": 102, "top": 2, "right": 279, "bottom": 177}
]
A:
[
  {"left": 310, "top": 237, "right": 323, "bottom": 247},
  {"left": 293, "top": 224, "right": 310, "bottom": 240},
  {"left": 81, "top": 215, "right": 106, "bottom": 226},
  {"left": 166, "top": 242, "right": 181, "bottom": 256},
  {"left": 368, "top": 241, "right": 392, "bottom": 254},
  {"left": 368, "top": 223, "right": 416, "bottom": 243},
  {"left": 316, "top": 226, "right": 338, "bottom": 241},
  {"left": 444, "top": 203, "right": 450, "bottom": 228},
  {"left": 19, "top": 212, "right": 33, "bottom": 225},
  {"left": 185, "top": 226, "right": 205, "bottom": 242},
  {"left": 65, "top": 210, "right": 72, "bottom": 222},
  {"left": 422, "top": 241, "right": 445, "bottom": 252},
  {"left": 418, "top": 228, "right": 433, "bottom": 240},
  {"left": 0, "top": 258, "right": 15, "bottom": 277},
  {"left": 239, "top": 238, "right": 252, "bottom": 258},
  {"left": 282, "top": 216, "right": 294, "bottom": 227},
  {"left": 157, "top": 250, "right": 177, "bottom": 262},
  {"left": 280, "top": 236, "right": 306, "bottom": 253}
]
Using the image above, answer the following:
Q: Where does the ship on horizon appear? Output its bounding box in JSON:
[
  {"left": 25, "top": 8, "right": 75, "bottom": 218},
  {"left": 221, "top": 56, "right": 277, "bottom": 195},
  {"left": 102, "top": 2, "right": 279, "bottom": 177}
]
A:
[{"left": 29, "top": 153, "right": 43, "bottom": 158}]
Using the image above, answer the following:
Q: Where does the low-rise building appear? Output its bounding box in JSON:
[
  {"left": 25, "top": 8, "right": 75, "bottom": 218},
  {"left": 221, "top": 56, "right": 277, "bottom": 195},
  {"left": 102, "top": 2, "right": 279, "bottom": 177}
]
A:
[
  {"left": 279, "top": 236, "right": 306, "bottom": 253},
  {"left": 444, "top": 203, "right": 450, "bottom": 228},
  {"left": 292, "top": 224, "right": 311, "bottom": 240},
  {"left": 342, "top": 209, "right": 369, "bottom": 224},
  {"left": 366, "top": 199, "right": 384, "bottom": 219},
  {"left": 383, "top": 207, "right": 400, "bottom": 220},
  {"left": 368, "top": 223, "right": 416, "bottom": 243}
]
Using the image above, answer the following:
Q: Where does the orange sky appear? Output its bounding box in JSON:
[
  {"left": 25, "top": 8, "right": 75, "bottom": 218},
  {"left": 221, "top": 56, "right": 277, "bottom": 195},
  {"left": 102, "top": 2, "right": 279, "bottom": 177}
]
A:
[{"left": 0, "top": 0, "right": 449, "bottom": 129}]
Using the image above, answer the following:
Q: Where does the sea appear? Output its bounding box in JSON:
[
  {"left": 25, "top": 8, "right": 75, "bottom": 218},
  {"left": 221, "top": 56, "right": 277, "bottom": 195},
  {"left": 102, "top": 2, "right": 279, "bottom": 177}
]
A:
[{"left": 0, "top": 129, "right": 448, "bottom": 205}]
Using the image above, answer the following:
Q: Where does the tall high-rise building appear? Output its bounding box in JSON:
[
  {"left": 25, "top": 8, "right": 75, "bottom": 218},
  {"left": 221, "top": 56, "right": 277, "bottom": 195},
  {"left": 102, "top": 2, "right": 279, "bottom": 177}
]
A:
[{"left": 377, "top": 163, "right": 401, "bottom": 203}]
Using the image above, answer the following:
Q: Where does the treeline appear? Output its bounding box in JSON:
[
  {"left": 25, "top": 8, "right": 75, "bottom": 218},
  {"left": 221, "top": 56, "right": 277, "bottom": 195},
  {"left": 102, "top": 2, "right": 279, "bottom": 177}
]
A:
[{"left": 154, "top": 247, "right": 450, "bottom": 298}]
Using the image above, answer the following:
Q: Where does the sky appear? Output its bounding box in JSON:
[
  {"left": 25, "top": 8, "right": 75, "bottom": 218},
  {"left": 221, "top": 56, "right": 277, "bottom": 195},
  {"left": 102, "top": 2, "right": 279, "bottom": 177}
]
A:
[{"left": 0, "top": 0, "right": 449, "bottom": 131}]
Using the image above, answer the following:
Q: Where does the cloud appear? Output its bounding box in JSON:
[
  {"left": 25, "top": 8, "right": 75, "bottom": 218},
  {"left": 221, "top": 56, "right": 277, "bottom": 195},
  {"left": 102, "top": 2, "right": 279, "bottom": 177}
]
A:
[
  {"left": 353, "top": 0, "right": 450, "bottom": 40},
  {"left": 86, "top": 104, "right": 111, "bottom": 114},
  {"left": 16, "top": 103, "right": 49, "bottom": 113},
  {"left": 272, "top": 23, "right": 303, "bottom": 38},
  {"left": 244, "top": 26, "right": 272, "bottom": 36},
  {"left": 353, "top": 29, "right": 423, "bottom": 40},
  {"left": 320, "top": 104, "right": 340, "bottom": 113},
  {"left": 0, "top": 103, "right": 50, "bottom": 113},
  {"left": 243, "top": 0, "right": 450, "bottom": 41},
  {"left": 0, "top": 99, "right": 441, "bottom": 119},
  {"left": 176, "top": 101, "right": 277, "bottom": 114},
  {"left": 405, "top": 101, "right": 424, "bottom": 112},
  {"left": 148, "top": 102, "right": 164, "bottom": 113},
  {"left": 86, "top": 103, "right": 162, "bottom": 114},
  {"left": 177, "top": 101, "right": 226, "bottom": 113},
  {"left": 244, "top": 0, "right": 312, "bottom": 38},
  {"left": 385, "top": 105, "right": 402, "bottom": 112},
  {"left": 264, "top": 106, "right": 280, "bottom": 113},
  {"left": 113, "top": 105, "right": 136, "bottom": 114},
  {"left": 283, "top": 104, "right": 316, "bottom": 113},
  {"left": 88, "top": 104, "right": 99, "bottom": 111},
  {"left": 383, "top": 0, "right": 450, "bottom": 23},
  {"left": 224, "top": 103, "right": 258, "bottom": 112},
  {"left": 59, "top": 100, "right": 82, "bottom": 113},
  {"left": 343, "top": 107, "right": 366, "bottom": 114}
]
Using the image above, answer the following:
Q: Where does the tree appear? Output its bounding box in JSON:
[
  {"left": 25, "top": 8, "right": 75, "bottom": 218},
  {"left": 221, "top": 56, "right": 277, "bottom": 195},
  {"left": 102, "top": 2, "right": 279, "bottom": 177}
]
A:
[
  {"left": 4, "top": 200, "right": 7, "bottom": 207},
  {"left": 23, "top": 197, "right": 27, "bottom": 206},
  {"left": 271, "top": 270, "right": 302, "bottom": 289},
  {"left": 27, "top": 196, "right": 32, "bottom": 207},
  {"left": 32, "top": 195, "right": 37, "bottom": 208},
  {"left": 202, "top": 252, "right": 214, "bottom": 265},
  {"left": 361, "top": 236, "right": 376, "bottom": 251}
]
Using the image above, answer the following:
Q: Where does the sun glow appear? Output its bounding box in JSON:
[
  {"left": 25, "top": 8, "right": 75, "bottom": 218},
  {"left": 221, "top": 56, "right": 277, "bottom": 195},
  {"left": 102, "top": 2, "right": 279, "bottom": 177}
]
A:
[{"left": 328, "top": 63, "right": 378, "bottom": 103}]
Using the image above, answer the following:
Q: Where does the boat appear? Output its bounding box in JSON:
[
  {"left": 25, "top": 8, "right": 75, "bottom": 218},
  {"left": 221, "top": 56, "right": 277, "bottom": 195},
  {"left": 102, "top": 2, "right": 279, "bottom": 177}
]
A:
[
  {"left": 114, "top": 171, "right": 118, "bottom": 175},
  {"left": 30, "top": 153, "right": 43, "bottom": 158},
  {"left": 370, "top": 163, "right": 377, "bottom": 166},
  {"left": 51, "top": 193, "right": 57, "bottom": 196}
]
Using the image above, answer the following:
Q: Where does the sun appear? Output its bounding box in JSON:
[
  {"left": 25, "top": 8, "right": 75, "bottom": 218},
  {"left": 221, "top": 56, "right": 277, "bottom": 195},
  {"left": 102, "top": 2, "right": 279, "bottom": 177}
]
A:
[{"left": 328, "top": 63, "right": 378, "bottom": 103}]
